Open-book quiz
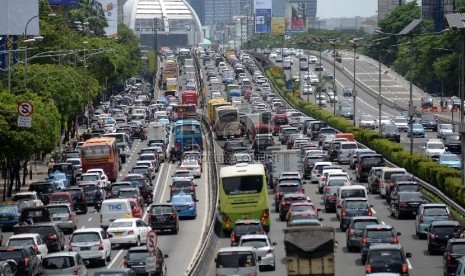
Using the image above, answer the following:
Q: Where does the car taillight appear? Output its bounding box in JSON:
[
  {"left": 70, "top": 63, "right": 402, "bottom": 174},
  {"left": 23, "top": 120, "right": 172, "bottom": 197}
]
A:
[
  {"left": 392, "top": 237, "right": 399, "bottom": 244},
  {"left": 402, "top": 264, "right": 408, "bottom": 273},
  {"left": 365, "top": 264, "right": 372, "bottom": 274},
  {"left": 48, "top": 234, "right": 58, "bottom": 241},
  {"left": 267, "top": 247, "right": 273, "bottom": 253},
  {"left": 33, "top": 244, "right": 38, "bottom": 252},
  {"left": 446, "top": 252, "right": 452, "bottom": 265},
  {"left": 24, "top": 257, "right": 29, "bottom": 266},
  {"left": 337, "top": 200, "right": 342, "bottom": 208},
  {"left": 231, "top": 231, "right": 236, "bottom": 244},
  {"left": 341, "top": 209, "right": 346, "bottom": 218},
  {"left": 362, "top": 237, "right": 367, "bottom": 245},
  {"left": 261, "top": 209, "right": 269, "bottom": 225},
  {"left": 170, "top": 187, "right": 174, "bottom": 193},
  {"left": 68, "top": 213, "right": 73, "bottom": 220},
  {"left": 68, "top": 243, "right": 73, "bottom": 251},
  {"left": 324, "top": 186, "right": 330, "bottom": 192},
  {"left": 368, "top": 209, "right": 372, "bottom": 216},
  {"left": 275, "top": 192, "right": 280, "bottom": 197},
  {"left": 419, "top": 215, "right": 424, "bottom": 223},
  {"left": 281, "top": 201, "right": 287, "bottom": 206},
  {"left": 189, "top": 203, "right": 194, "bottom": 208},
  {"left": 399, "top": 202, "right": 407, "bottom": 208},
  {"left": 349, "top": 229, "right": 354, "bottom": 237},
  {"left": 429, "top": 233, "right": 435, "bottom": 241},
  {"left": 190, "top": 187, "right": 194, "bottom": 192},
  {"left": 448, "top": 214, "right": 453, "bottom": 220},
  {"left": 390, "top": 182, "right": 395, "bottom": 187},
  {"left": 73, "top": 268, "right": 80, "bottom": 275},
  {"left": 358, "top": 164, "right": 362, "bottom": 173},
  {"left": 320, "top": 176, "right": 326, "bottom": 182},
  {"left": 98, "top": 240, "right": 103, "bottom": 250},
  {"left": 328, "top": 195, "right": 335, "bottom": 200},
  {"left": 123, "top": 258, "right": 128, "bottom": 267},
  {"left": 128, "top": 230, "right": 134, "bottom": 235}
]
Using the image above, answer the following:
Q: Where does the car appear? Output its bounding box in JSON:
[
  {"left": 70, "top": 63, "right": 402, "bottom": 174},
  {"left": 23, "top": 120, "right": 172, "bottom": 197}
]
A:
[
  {"left": 274, "top": 182, "right": 304, "bottom": 212},
  {"left": 360, "top": 224, "right": 401, "bottom": 263},
  {"left": 427, "top": 220, "right": 461, "bottom": 254},
  {"left": 47, "top": 172, "right": 70, "bottom": 188},
  {"left": 420, "top": 114, "right": 438, "bottom": 131},
  {"left": 147, "top": 203, "right": 179, "bottom": 234},
  {"left": 359, "top": 114, "right": 376, "bottom": 129},
  {"left": 68, "top": 228, "right": 111, "bottom": 266},
  {"left": 323, "top": 186, "right": 339, "bottom": 212},
  {"left": 415, "top": 203, "right": 451, "bottom": 239},
  {"left": 390, "top": 191, "right": 427, "bottom": 219},
  {"left": 346, "top": 216, "right": 379, "bottom": 252},
  {"left": 12, "top": 192, "right": 43, "bottom": 209},
  {"left": 238, "top": 234, "right": 276, "bottom": 271},
  {"left": 28, "top": 182, "right": 60, "bottom": 205},
  {"left": 349, "top": 149, "right": 376, "bottom": 170},
  {"left": 232, "top": 153, "right": 253, "bottom": 165},
  {"left": 230, "top": 219, "right": 265, "bottom": 246},
  {"left": 117, "top": 187, "right": 144, "bottom": 207},
  {"left": 437, "top": 123, "right": 454, "bottom": 139},
  {"left": 337, "top": 106, "right": 354, "bottom": 119},
  {"left": 130, "top": 166, "right": 153, "bottom": 181},
  {"left": 78, "top": 172, "right": 103, "bottom": 188},
  {"left": 278, "top": 193, "right": 310, "bottom": 221},
  {"left": 339, "top": 198, "right": 372, "bottom": 231},
  {"left": 365, "top": 244, "right": 411, "bottom": 275},
  {"left": 423, "top": 139, "right": 445, "bottom": 161},
  {"left": 6, "top": 233, "right": 48, "bottom": 261},
  {"left": 123, "top": 246, "right": 168, "bottom": 276},
  {"left": 438, "top": 152, "right": 461, "bottom": 169},
  {"left": 170, "top": 177, "right": 197, "bottom": 201},
  {"left": 444, "top": 132, "right": 462, "bottom": 154},
  {"left": 107, "top": 218, "right": 152, "bottom": 247},
  {"left": 46, "top": 203, "right": 78, "bottom": 234},
  {"left": 25, "top": 222, "right": 66, "bottom": 253},
  {"left": 169, "top": 193, "right": 197, "bottom": 219},
  {"left": 78, "top": 182, "right": 100, "bottom": 205},
  {"left": 343, "top": 86, "right": 353, "bottom": 96},
  {"left": 0, "top": 205, "right": 20, "bottom": 230},
  {"left": 108, "top": 182, "right": 133, "bottom": 199},
  {"left": 443, "top": 239, "right": 465, "bottom": 276},
  {"left": 63, "top": 187, "right": 88, "bottom": 214},
  {"left": 51, "top": 163, "right": 76, "bottom": 186},
  {"left": 407, "top": 123, "right": 425, "bottom": 138},
  {"left": 286, "top": 202, "right": 320, "bottom": 221},
  {"left": 382, "top": 124, "right": 400, "bottom": 143},
  {"left": 17, "top": 206, "right": 51, "bottom": 226},
  {"left": 171, "top": 170, "right": 194, "bottom": 181},
  {"left": 393, "top": 116, "right": 409, "bottom": 132},
  {"left": 179, "top": 159, "right": 202, "bottom": 178},
  {"left": 41, "top": 252, "right": 88, "bottom": 276},
  {"left": 0, "top": 246, "right": 41, "bottom": 276}
]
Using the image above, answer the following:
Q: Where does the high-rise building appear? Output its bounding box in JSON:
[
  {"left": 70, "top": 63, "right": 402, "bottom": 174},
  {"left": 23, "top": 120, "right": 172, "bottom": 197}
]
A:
[
  {"left": 421, "top": 0, "right": 454, "bottom": 32},
  {"left": 205, "top": 0, "right": 250, "bottom": 26},
  {"left": 378, "top": 0, "right": 405, "bottom": 22},
  {"left": 185, "top": 0, "right": 206, "bottom": 26},
  {"left": 271, "top": 0, "right": 317, "bottom": 20}
]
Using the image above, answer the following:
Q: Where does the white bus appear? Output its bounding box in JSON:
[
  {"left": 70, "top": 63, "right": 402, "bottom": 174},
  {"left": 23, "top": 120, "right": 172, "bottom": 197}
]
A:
[{"left": 214, "top": 106, "right": 240, "bottom": 139}]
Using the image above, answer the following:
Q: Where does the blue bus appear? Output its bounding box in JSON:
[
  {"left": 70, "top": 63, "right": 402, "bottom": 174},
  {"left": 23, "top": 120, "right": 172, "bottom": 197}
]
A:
[{"left": 174, "top": 119, "right": 203, "bottom": 153}]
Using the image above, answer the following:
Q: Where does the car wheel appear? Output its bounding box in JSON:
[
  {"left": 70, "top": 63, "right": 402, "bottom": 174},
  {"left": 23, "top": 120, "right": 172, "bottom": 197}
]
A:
[
  {"left": 173, "top": 226, "right": 179, "bottom": 234},
  {"left": 106, "top": 251, "right": 111, "bottom": 262},
  {"left": 136, "top": 236, "right": 141, "bottom": 247}
]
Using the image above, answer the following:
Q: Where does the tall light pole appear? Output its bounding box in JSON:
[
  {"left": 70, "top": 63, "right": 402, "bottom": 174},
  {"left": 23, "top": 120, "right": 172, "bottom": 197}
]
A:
[
  {"left": 373, "top": 37, "right": 389, "bottom": 133},
  {"left": 329, "top": 39, "right": 338, "bottom": 115},
  {"left": 349, "top": 38, "right": 363, "bottom": 126}
]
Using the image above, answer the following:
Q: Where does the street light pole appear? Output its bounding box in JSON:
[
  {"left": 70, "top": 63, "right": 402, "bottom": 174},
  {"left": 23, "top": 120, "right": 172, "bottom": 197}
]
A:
[
  {"left": 330, "top": 40, "right": 338, "bottom": 115},
  {"left": 374, "top": 37, "right": 389, "bottom": 133},
  {"left": 350, "top": 38, "right": 363, "bottom": 126}
]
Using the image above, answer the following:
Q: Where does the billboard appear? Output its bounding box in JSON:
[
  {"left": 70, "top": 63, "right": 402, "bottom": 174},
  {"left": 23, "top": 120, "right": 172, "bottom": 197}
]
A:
[
  {"left": 48, "top": 0, "right": 78, "bottom": 6},
  {"left": 285, "top": 2, "right": 306, "bottom": 34},
  {"left": 0, "top": 0, "right": 39, "bottom": 35},
  {"left": 271, "top": 17, "right": 285, "bottom": 36},
  {"left": 254, "top": 0, "right": 272, "bottom": 34},
  {"left": 96, "top": 0, "right": 118, "bottom": 37}
]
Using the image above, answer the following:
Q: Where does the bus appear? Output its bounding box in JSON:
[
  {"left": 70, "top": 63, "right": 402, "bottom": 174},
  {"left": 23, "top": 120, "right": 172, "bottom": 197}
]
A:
[
  {"left": 214, "top": 106, "right": 241, "bottom": 139},
  {"left": 182, "top": 90, "right": 198, "bottom": 105},
  {"left": 80, "top": 137, "right": 119, "bottom": 182},
  {"left": 174, "top": 119, "right": 203, "bottom": 152},
  {"left": 208, "top": 99, "right": 231, "bottom": 125},
  {"left": 171, "top": 104, "right": 197, "bottom": 121},
  {"left": 218, "top": 164, "right": 270, "bottom": 233}
]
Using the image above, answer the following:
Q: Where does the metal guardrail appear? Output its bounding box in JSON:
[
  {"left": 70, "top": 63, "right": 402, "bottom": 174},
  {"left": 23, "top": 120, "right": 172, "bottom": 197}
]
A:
[{"left": 250, "top": 52, "right": 465, "bottom": 219}]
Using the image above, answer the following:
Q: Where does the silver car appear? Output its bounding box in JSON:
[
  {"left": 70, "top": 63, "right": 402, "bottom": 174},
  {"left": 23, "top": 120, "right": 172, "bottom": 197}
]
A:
[
  {"left": 41, "top": 252, "right": 88, "bottom": 276},
  {"left": 46, "top": 203, "right": 78, "bottom": 234},
  {"left": 238, "top": 234, "right": 277, "bottom": 271}
]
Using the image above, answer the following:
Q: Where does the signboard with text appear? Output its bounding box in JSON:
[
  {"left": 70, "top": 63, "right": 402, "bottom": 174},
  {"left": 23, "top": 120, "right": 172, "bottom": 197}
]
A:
[
  {"left": 285, "top": 2, "right": 306, "bottom": 34},
  {"left": 254, "top": 0, "right": 272, "bottom": 34}
]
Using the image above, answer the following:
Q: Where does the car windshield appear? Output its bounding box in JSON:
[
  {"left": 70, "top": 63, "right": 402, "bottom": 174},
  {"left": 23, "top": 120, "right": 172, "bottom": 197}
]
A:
[
  {"left": 278, "top": 185, "right": 300, "bottom": 194},
  {"left": 182, "top": 160, "right": 198, "bottom": 166},
  {"left": 171, "top": 196, "right": 193, "bottom": 203},
  {"left": 441, "top": 125, "right": 454, "bottom": 130},
  {"left": 345, "top": 201, "right": 369, "bottom": 209},
  {"left": 80, "top": 185, "right": 97, "bottom": 192},
  {"left": 12, "top": 194, "right": 34, "bottom": 201},
  {"left": 398, "top": 185, "right": 420, "bottom": 193},
  {"left": 328, "top": 179, "right": 347, "bottom": 186},
  {"left": 369, "top": 249, "right": 402, "bottom": 262},
  {"left": 234, "top": 223, "right": 262, "bottom": 235},
  {"left": 174, "top": 172, "right": 192, "bottom": 178},
  {"left": 395, "top": 118, "right": 407, "bottom": 123},
  {"left": 240, "top": 239, "right": 268, "bottom": 248},
  {"left": 42, "top": 256, "right": 76, "bottom": 269},
  {"left": 433, "top": 226, "right": 460, "bottom": 235},
  {"left": 128, "top": 250, "right": 149, "bottom": 261},
  {"left": 81, "top": 175, "right": 99, "bottom": 181},
  {"left": 384, "top": 125, "right": 397, "bottom": 132},
  {"left": 424, "top": 207, "right": 448, "bottom": 216},
  {"left": 47, "top": 206, "right": 69, "bottom": 215},
  {"left": 173, "top": 181, "right": 192, "bottom": 188},
  {"left": 366, "top": 229, "right": 393, "bottom": 239},
  {"left": 109, "top": 221, "right": 132, "bottom": 228},
  {"left": 71, "top": 232, "right": 100, "bottom": 243},
  {"left": 361, "top": 115, "right": 374, "bottom": 121},
  {"left": 361, "top": 157, "right": 384, "bottom": 167},
  {"left": 428, "top": 143, "right": 444, "bottom": 149},
  {"left": 111, "top": 185, "right": 130, "bottom": 193},
  {"left": 452, "top": 243, "right": 465, "bottom": 253},
  {"left": 118, "top": 190, "right": 137, "bottom": 198},
  {"left": 151, "top": 206, "right": 173, "bottom": 215},
  {"left": 8, "top": 238, "right": 34, "bottom": 247},
  {"left": 216, "top": 252, "right": 256, "bottom": 268},
  {"left": 341, "top": 190, "right": 365, "bottom": 198},
  {"left": 354, "top": 221, "right": 377, "bottom": 230},
  {"left": 131, "top": 168, "right": 147, "bottom": 174},
  {"left": 441, "top": 154, "right": 460, "bottom": 162}
]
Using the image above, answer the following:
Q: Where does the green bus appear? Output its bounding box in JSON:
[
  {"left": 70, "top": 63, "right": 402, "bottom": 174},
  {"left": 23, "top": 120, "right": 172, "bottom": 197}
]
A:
[{"left": 218, "top": 163, "right": 270, "bottom": 233}]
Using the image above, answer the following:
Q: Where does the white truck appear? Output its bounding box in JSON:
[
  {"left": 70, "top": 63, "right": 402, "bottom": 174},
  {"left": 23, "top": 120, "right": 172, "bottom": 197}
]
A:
[{"left": 266, "top": 149, "right": 302, "bottom": 187}]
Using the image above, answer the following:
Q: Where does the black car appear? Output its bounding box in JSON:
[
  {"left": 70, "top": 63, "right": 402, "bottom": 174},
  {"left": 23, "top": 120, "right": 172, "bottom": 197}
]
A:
[
  {"left": 382, "top": 124, "right": 401, "bottom": 143},
  {"left": 63, "top": 187, "right": 88, "bottom": 214},
  {"left": 339, "top": 198, "right": 372, "bottom": 231},
  {"left": 443, "top": 238, "right": 465, "bottom": 275},
  {"left": 337, "top": 107, "right": 354, "bottom": 119},
  {"left": 365, "top": 244, "right": 411, "bottom": 276},
  {"left": 390, "top": 191, "right": 427, "bottom": 219},
  {"left": 130, "top": 166, "right": 153, "bottom": 181},
  {"left": 230, "top": 219, "right": 265, "bottom": 246},
  {"left": 124, "top": 246, "right": 168, "bottom": 276},
  {"left": 147, "top": 203, "right": 179, "bottom": 233},
  {"left": 323, "top": 186, "right": 339, "bottom": 212},
  {"left": 15, "top": 222, "right": 66, "bottom": 253},
  {"left": 350, "top": 150, "right": 376, "bottom": 170},
  {"left": 78, "top": 183, "right": 99, "bottom": 205},
  {"left": 420, "top": 114, "right": 438, "bottom": 131},
  {"left": 427, "top": 220, "right": 461, "bottom": 254},
  {"left": 108, "top": 182, "right": 134, "bottom": 199},
  {"left": 274, "top": 182, "right": 303, "bottom": 212},
  {"left": 386, "top": 173, "right": 412, "bottom": 203},
  {"left": 356, "top": 154, "right": 385, "bottom": 182},
  {"left": 51, "top": 163, "right": 76, "bottom": 186},
  {"left": 28, "top": 181, "right": 60, "bottom": 205},
  {"left": 0, "top": 246, "right": 41, "bottom": 276},
  {"left": 444, "top": 133, "right": 461, "bottom": 154},
  {"left": 346, "top": 216, "right": 379, "bottom": 252},
  {"left": 361, "top": 224, "right": 401, "bottom": 263}
]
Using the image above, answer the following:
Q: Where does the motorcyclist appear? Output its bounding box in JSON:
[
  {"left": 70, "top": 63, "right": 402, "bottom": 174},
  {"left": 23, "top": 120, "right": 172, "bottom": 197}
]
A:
[
  {"left": 169, "top": 146, "right": 176, "bottom": 162},
  {"left": 93, "top": 188, "right": 104, "bottom": 210}
]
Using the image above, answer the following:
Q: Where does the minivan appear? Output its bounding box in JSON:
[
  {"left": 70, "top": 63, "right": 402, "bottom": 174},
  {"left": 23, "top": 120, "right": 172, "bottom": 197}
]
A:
[
  {"left": 101, "top": 199, "right": 132, "bottom": 229},
  {"left": 379, "top": 168, "right": 407, "bottom": 199},
  {"left": 215, "top": 246, "right": 259, "bottom": 276},
  {"left": 336, "top": 185, "right": 368, "bottom": 218}
]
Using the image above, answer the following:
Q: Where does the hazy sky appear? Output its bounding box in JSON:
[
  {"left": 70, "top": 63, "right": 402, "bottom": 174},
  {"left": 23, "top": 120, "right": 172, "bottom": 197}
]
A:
[{"left": 317, "top": 0, "right": 378, "bottom": 18}]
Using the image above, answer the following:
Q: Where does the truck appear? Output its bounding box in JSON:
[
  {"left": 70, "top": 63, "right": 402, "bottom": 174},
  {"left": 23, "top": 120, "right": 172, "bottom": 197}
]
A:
[
  {"left": 182, "top": 90, "right": 198, "bottom": 105},
  {"left": 226, "top": 84, "right": 241, "bottom": 100},
  {"left": 242, "top": 113, "right": 272, "bottom": 142},
  {"left": 267, "top": 149, "right": 302, "bottom": 187},
  {"left": 284, "top": 226, "right": 336, "bottom": 276},
  {"left": 225, "top": 49, "right": 236, "bottom": 60},
  {"left": 166, "top": 77, "right": 178, "bottom": 91},
  {"left": 208, "top": 98, "right": 231, "bottom": 125},
  {"left": 162, "top": 61, "right": 178, "bottom": 90},
  {"left": 184, "top": 59, "right": 194, "bottom": 67}
]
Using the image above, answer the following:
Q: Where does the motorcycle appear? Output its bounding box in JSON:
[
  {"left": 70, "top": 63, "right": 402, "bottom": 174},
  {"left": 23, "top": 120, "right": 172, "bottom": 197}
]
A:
[
  {"left": 169, "top": 152, "right": 178, "bottom": 163},
  {"left": 140, "top": 129, "right": 147, "bottom": 141},
  {"left": 94, "top": 199, "right": 102, "bottom": 212}
]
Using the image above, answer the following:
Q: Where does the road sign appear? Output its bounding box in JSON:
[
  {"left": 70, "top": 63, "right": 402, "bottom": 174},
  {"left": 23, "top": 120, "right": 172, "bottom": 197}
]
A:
[
  {"left": 145, "top": 256, "right": 157, "bottom": 272},
  {"left": 17, "top": 116, "right": 32, "bottom": 128},
  {"left": 17, "top": 101, "right": 33, "bottom": 117},
  {"left": 285, "top": 80, "right": 293, "bottom": 89},
  {"left": 146, "top": 230, "right": 157, "bottom": 253}
]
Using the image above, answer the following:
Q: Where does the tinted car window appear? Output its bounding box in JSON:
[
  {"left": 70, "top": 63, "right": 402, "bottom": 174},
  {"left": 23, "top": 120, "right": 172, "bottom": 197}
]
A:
[
  {"left": 367, "top": 229, "right": 393, "bottom": 239},
  {"left": 43, "top": 256, "right": 76, "bottom": 269},
  {"left": 354, "top": 221, "right": 377, "bottom": 230},
  {"left": 433, "top": 226, "right": 460, "bottom": 235},
  {"left": 424, "top": 208, "right": 448, "bottom": 216}
]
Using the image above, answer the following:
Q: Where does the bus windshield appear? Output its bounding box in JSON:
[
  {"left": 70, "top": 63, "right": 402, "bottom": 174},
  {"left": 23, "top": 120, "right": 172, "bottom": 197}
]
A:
[{"left": 222, "top": 175, "right": 263, "bottom": 195}]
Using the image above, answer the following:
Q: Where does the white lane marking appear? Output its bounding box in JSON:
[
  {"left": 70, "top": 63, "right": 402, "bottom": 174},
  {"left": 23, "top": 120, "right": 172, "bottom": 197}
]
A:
[
  {"left": 108, "top": 249, "right": 124, "bottom": 268},
  {"left": 371, "top": 208, "right": 376, "bottom": 214},
  {"left": 407, "top": 259, "right": 413, "bottom": 269},
  {"left": 88, "top": 217, "right": 92, "bottom": 222},
  {"left": 80, "top": 226, "right": 85, "bottom": 229},
  {"left": 142, "top": 162, "right": 166, "bottom": 221},
  {"left": 381, "top": 221, "right": 385, "bottom": 225}
]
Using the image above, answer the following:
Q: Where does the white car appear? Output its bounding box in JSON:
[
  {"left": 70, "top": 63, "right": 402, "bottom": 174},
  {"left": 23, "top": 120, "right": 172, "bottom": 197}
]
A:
[
  {"left": 172, "top": 170, "right": 195, "bottom": 181},
  {"left": 326, "top": 91, "right": 337, "bottom": 102},
  {"left": 12, "top": 192, "right": 43, "bottom": 208},
  {"left": 211, "top": 91, "right": 222, "bottom": 99},
  {"left": 423, "top": 139, "right": 446, "bottom": 160},
  {"left": 233, "top": 153, "right": 253, "bottom": 165},
  {"left": 78, "top": 173, "right": 106, "bottom": 188},
  {"left": 86, "top": 169, "right": 110, "bottom": 187},
  {"left": 379, "top": 115, "right": 392, "bottom": 125},
  {"left": 393, "top": 116, "right": 409, "bottom": 132},
  {"left": 69, "top": 228, "right": 111, "bottom": 266},
  {"left": 308, "top": 55, "right": 318, "bottom": 63},
  {"left": 180, "top": 159, "right": 202, "bottom": 178},
  {"left": 359, "top": 115, "right": 376, "bottom": 129},
  {"left": 437, "top": 123, "right": 454, "bottom": 139},
  {"left": 302, "top": 84, "right": 313, "bottom": 95},
  {"left": 107, "top": 218, "right": 152, "bottom": 247},
  {"left": 7, "top": 233, "right": 48, "bottom": 261}
]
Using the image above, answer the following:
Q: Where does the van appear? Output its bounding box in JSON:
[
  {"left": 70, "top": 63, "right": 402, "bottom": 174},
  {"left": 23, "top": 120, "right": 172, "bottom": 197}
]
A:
[
  {"left": 337, "top": 142, "right": 358, "bottom": 164},
  {"left": 101, "top": 199, "right": 132, "bottom": 229},
  {"left": 379, "top": 168, "right": 407, "bottom": 199},
  {"left": 335, "top": 133, "right": 355, "bottom": 142},
  {"left": 336, "top": 185, "right": 368, "bottom": 218},
  {"left": 215, "top": 246, "right": 259, "bottom": 276}
]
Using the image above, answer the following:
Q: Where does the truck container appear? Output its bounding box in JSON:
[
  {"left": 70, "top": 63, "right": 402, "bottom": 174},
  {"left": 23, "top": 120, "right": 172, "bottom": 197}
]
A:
[
  {"left": 166, "top": 77, "right": 178, "bottom": 91},
  {"left": 242, "top": 113, "right": 272, "bottom": 142},
  {"left": 267, "top": 149, "right": 302, "bottom": 187},
  {"left": 284, "top": 226, "right": 336, "bottom": 276}
]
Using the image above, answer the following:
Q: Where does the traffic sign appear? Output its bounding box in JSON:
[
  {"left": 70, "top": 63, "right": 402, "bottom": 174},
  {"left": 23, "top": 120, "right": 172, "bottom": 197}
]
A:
[
  {"left": 145, "top": 256, "right": 157, "bottom": 272},
  {"left": 146, "top": 230, "right": 157, "bottom": 253},
  {"left": 17, "top": 116, "right": 32, "bottom": 128},
  {"left": 17, "top": 101, "right": 33, "bottom": 117},
  {"left": 285, "top": 80, "right": 293, "bottom": 89}
]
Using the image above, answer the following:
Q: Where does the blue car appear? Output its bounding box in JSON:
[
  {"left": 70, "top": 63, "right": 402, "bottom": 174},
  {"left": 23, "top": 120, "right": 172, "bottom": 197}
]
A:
[
  {"left": 170, "top": 193, "right": 197, "bottom": 219},
  {"left": 407, "top": 123, "right": 425, "bottom": 138},
  {"left": 47, "top": 172, "right": 69, "bottom": 188},
  {"left": 0, "top": 205, "right": 21, "bottom": 229},
  {"left": 438, "top": 152, "right": 461, "bottom": 169}
]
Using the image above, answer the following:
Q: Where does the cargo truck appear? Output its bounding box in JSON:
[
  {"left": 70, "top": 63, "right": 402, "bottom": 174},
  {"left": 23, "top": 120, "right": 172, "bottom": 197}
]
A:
[
  {"left": 284, "top": 226, "right": 336, "bottom": 276},
  {"left": 242, "top": 113, "right": 272, "bottom": 142},
  {"left": 266, "top": 149, "right": 302, "bottom": 187}
]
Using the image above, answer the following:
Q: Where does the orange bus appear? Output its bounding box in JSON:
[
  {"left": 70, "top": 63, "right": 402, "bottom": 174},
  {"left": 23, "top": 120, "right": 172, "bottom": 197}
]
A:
[{"left": 80, "top": 137, "right": 119, "bottom": 182}]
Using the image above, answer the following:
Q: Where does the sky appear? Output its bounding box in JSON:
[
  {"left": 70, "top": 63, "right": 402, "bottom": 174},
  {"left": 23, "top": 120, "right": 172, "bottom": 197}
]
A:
[{"left": 317, "top": 0, "right": 378, "bottom": 19}]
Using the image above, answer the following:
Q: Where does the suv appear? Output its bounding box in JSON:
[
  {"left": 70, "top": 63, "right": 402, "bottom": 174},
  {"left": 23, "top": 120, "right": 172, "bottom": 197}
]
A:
[
  {"left": 393, "top": 116, "right": 409, "bottom": 132},
  {"left": 342, "top": 87, "right": 353, "bottom": 96},
  {"left": 365, "top": 244, "right": 411, "bottom": 275},
  {"left": 356, "top": 154, "right": 385, "bottom": 182},
  {"left": 170, "top": 177, "right": 197, "bottom": 201},
  {"left": 359, "top": 115, "right": 376, "bottom": 129},
  {"left": 443, "top": 238, "right": 465, "bottom": 275},
  {"left": 361, "top": 224, "right": 401, "bottom": 263},
  {"left": 124, "top": 246, "right": 168, "bottom": 276},
  {"left": 64, "top": 187, "right": 88, "bottom": 214},
  {"left": 69, "top": 228, "right": 111, "bottom": 266},
  {"left": 423, "top": 139, "right": 445, "bottom": 160},
  {"left": 444, "top": 133, "right": 461, "bottom": 154},
  {"left": 415, "top": 203, "right": 451, "bottom": 239},
  {"left": 346, "top": 216, "right": 379, "bottom": 252},
  {"left": 339, "top": 198, "right": 372, "bottom": 231},
  {"left": 28, "top": 182, "right": 60, "bottom": 205},
  {"left": 279, "top": 194, "right": 310, "bottom": 221},
  {"left": 0, "top": 246, "right": 41, "bottom": 275},
  {"left": 427, "top": 220, "right": 461, "bottom": 254},
  {"left": 420, "top": 114, "right": 438, "bottom": 131},
  {"left": 147, "top": 203, "right": 179, "bottom": 234},
  {"left": 230, "top": 220, "right": 265, "bottom": 246},
  {"left": 46, "top": 203, "right": 77, "bottom": 234}
]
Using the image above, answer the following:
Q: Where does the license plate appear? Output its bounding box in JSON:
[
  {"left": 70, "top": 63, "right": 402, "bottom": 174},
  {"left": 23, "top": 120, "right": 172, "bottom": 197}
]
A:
[
  {"left": 177, "top": 206, "right": 185, "bottom": 211},
  {"left": 113, "top": 232, "right": 122, "bottom": 237},
  {"left": 81, "top": 247, "right": 90, "bottom": 251},
  {"left": 157, "top": 218, "right": 166, "bottom": 222},
  {"left": 53, "top": 217, "right": 61, "bottom": 221},
  {"left": 0, "top": 218, "right": 9, "bottom": 221},
  {"left": 412, "top": 212, "right": 417, "bottom": 215}
]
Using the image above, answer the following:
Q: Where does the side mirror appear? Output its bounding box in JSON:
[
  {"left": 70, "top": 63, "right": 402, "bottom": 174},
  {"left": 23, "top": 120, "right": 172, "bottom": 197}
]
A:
[
  {"left": 316, "top": 208, "right": 321, "bottom": 212},
  {"left": 36, "top": 251, "right": 41, "bottom": 255},
  {"left": 406, "top": 252, "right": 412, "bottom": 258},
  {"left": 272, "top": 242, "right": 277, "bottom": 246},
  {"left": 164, "top": 254, "right": 169, "bottom": 258},
  {"left": 166, "top": 200, "right": 171, "bottom": 203},
  {"left": 397, "top": 232, "right": 402, "bottom": 236},
  {"left": 257, "top": 256, "right": 262, "bottom": 263},
  {"left": 83, "top": 260, "right": 90, "bottom": 266},
  {"left": 319, "top": 218, "right": 324, "bottom": 221}
]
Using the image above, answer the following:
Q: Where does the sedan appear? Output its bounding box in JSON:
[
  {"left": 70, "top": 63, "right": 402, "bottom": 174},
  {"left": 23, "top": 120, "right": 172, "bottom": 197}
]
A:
[
  {"left": 180, "top": 160, "right": 202, "bottom": 178},
  {"left": 169, "top": 194, "right": 197, "bottom": 219},
  {"left": 41, "top": 252, "right": 88, "bottom": 276},
  {"left": 107, "top": 218, "right": 152, "bottom": 247},
  {"left": 382, "top": 124, "right": 400, "bottom": 143},
  {"left": 407, "top": 123, "right": 425, "bottom": 138}
]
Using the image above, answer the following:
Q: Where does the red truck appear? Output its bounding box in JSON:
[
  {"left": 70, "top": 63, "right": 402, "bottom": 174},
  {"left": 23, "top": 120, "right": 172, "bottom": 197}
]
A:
[{"left": 182, "top": 90, "right": 198, "bottom": 105}]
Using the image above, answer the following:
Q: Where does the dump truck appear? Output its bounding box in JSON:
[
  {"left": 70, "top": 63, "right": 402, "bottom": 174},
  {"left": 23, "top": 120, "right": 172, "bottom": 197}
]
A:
[{"left": 284, "top": 226, "right": 336, "bottom": 276}]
